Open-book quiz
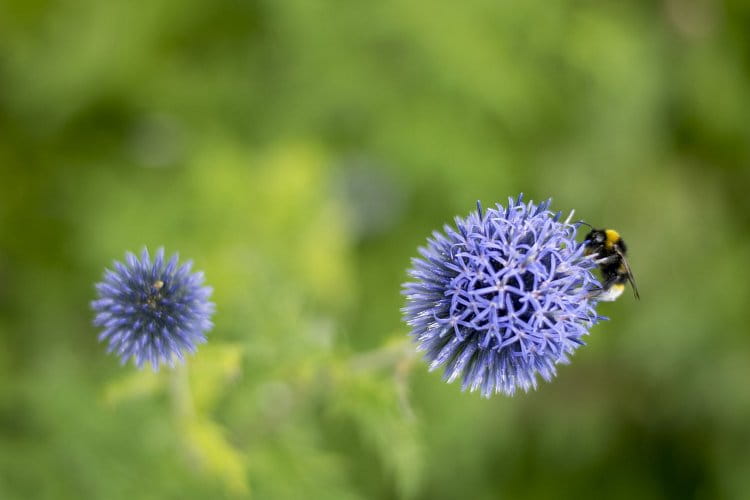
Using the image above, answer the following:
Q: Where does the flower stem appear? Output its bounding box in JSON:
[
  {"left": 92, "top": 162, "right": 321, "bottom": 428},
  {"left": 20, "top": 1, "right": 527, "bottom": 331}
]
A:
[
  {"left": 348, "top": 337, "right": 415, "bottom": 373},
  {"left": 169, "top": 362, "right": 195, "bottom": 420},
  {"left": 348, "top": 337, "right": 417, "bottom": 419}
]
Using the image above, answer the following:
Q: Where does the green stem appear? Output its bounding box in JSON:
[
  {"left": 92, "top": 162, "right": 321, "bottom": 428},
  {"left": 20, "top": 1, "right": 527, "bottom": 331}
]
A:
[
  {"left": 348, "top": 337, "right": 417, "bottom": 419},
  {"left": 170, "top": 362, "right": 195, "bottom": 420},
  {"left": 348, "top": 337, "right": 415, "bottom": 373}
]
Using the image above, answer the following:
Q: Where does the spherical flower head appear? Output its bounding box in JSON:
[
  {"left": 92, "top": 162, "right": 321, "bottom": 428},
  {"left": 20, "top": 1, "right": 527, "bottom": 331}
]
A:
[
  {"left": 92, "top": 247, "right": 215, "bottom": 370},
  {"left": 402, "top": 195, "right": 605, "bottom": 397}
]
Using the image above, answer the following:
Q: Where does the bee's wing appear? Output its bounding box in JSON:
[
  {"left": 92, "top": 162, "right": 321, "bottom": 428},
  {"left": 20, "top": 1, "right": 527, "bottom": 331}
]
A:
[{"left": 615, "top": 248, "right": 640, "bottom": 300}]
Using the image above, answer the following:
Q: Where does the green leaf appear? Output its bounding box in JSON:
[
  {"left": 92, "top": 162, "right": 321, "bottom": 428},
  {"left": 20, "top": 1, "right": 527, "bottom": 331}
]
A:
[
  {"left": 182, "top": 417, "right": 249, "bottom": 497},
  {"left": 189, "top": 342, "right": 244, "bottom": 413},
  {"left": 102, "top": 370, "right": 165, "bottom": 407},
  {"left": 331, "top": 371, "right": 422, "bottom": 499}
]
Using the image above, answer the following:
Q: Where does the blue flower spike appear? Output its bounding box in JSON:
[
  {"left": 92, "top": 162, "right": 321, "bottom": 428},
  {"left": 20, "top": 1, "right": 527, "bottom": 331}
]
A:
[
  {"left": 402, "top": 195, "right": 605, "bottom": 397},
  {"left": 92, "top": 247, "right": 215, "bottom": 370}
]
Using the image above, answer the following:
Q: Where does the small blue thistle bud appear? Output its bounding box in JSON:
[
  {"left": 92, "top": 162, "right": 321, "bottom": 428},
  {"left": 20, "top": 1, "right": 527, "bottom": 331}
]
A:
[
  {"left": 92, "top": 248, "right": 215, "bottom": 369},
  {"left": 402, "top": 195, "right": 605, "bottom": 397}
]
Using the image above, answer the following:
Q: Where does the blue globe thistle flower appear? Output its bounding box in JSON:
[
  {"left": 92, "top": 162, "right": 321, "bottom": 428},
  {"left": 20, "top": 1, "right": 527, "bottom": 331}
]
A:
[
  {"left": 92, "top": 248, "right": 214, "bottom": 369},
  {"left": 402, "top": 195, "right": 605, "bottom": 397}
]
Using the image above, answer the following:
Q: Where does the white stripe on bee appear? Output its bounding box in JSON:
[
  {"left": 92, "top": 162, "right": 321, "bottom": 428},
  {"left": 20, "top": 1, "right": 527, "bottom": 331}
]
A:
[{"left": 597, "top": 284, "right": 625, "bottom": 302}]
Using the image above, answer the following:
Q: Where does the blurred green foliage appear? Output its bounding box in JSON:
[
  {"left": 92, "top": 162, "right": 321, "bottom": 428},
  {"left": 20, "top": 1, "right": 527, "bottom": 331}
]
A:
[{"left": 1, "top": 0, "right": 750, "bottom": 499}]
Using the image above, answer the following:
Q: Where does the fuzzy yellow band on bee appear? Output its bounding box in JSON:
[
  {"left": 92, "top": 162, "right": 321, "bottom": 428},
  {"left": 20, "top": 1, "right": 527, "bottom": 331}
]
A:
[{"left": 604, "top": 229, "right": 620, "bottom": 249}]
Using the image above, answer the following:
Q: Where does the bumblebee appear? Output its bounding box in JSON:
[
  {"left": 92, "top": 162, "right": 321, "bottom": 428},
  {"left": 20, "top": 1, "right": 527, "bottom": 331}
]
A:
[{"left": 580, "top": 224, "right": 640, "bottom": 302}]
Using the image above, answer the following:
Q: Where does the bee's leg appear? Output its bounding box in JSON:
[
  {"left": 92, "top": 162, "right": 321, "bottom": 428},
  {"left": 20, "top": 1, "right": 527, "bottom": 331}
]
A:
[
  {"left": 586, "top": 281, "right": 605, "bottom": 300},
  {"left": 594, "top": 274, "right": 625, "bottom": 302},
  {"left": 595, "top": 255, "right": 619, "bottom": 266},
  {"left": 602, "top": 274, "right": 618, "bottom": 289},
  {"left": 587, "top": 275, "right": 615, "bottom": 294}
]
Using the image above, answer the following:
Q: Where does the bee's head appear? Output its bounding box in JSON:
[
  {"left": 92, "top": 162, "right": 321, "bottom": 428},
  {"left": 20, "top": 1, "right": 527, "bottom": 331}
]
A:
[{"left": 584, "top": 229, "right": 606, "bottom": 245}]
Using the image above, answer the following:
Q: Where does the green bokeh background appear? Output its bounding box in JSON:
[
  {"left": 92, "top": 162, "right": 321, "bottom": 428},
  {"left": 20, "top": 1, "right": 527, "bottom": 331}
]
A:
[{"left": 2, "top": 1, "right": 750, "bottom": 499}]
